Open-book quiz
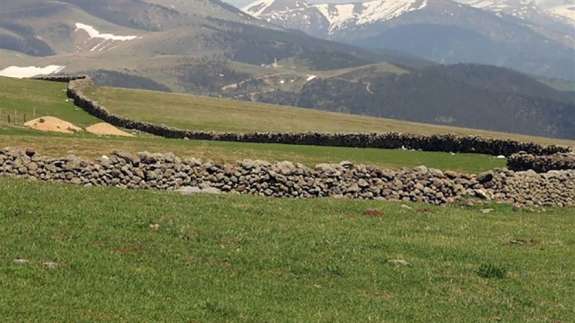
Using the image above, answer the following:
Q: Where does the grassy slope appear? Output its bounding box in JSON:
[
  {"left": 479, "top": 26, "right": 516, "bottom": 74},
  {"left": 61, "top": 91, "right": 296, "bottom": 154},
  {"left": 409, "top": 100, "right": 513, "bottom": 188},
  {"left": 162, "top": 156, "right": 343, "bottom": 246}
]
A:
[
  {"left": 0, "top": 178, "right": 573, "bottom": 322},
  {"left": 0, "top": 77, "right": 99, "bottom": 127},
  {"left": 539, "top": 77, "right": 575, "bottom": 92},
  {"left": 0, "top": 77, "right": 506, "bottom": 173},
  {"left": 84, "top": 84, "right": 575, "bottom": 147}
]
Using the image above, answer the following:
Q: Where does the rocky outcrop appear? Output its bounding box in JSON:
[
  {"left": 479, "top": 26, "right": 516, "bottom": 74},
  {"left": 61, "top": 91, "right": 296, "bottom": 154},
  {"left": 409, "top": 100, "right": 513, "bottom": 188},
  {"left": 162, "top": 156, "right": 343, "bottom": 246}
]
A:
[
  {"left": 1, "top": 148, "right": 573, "bottom": 207},
  {"left": 508, "top": 152, "right": 575, "bottom": 173},
  {"left": 65, "top": 77, "right": 570, "bottom": 157}
]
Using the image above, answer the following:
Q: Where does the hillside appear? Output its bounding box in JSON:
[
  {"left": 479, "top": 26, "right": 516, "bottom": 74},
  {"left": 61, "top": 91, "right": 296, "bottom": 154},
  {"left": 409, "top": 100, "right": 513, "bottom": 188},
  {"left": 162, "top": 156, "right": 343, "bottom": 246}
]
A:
[
  {"left": 0, "top": 77, "right": 511, "bottom": 173},
  {"left": 290, "top": 64, "right": 575, "bottom": 139},
  {"left": 78, "top": 79, "right": 575, "bottom": 145},
  {"left": 2, "top": 1, "right": 575, "bottom": 140},
  {"left": 2, "top": 3, "right": 575, "bottom": 321},
  {"left": 0, "top": 0, "right": 388, "bottom": 80},
  {"left": 244, "top": 0, "right": 575, "bottom": 81}
]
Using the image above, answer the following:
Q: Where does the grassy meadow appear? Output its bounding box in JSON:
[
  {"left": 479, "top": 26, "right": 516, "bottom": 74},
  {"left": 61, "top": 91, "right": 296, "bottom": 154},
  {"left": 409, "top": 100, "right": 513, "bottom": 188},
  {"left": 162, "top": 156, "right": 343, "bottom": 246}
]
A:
[
  {"left": 0, "top": 72, "right": 574, "bottom": 322},
  {"left": 0, "top": 178, "right": 573, "bottom": 322},
  {"left": 0, "top": 77, "right": 99, "bottom": 127},
  {"left": 83, "top": 83, "right": 575, "bottom": 147},
  {"left": 0, "top": 77, "right": 509, "bottom": 173},
  {"left": 0, "top": 130, "right": 505, "bottom": 173}
]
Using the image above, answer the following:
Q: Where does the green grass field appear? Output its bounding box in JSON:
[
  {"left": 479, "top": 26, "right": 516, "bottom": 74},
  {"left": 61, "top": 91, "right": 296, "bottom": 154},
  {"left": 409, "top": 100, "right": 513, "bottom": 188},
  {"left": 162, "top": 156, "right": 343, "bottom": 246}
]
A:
[
  {"left": 0, "top": 77, "right": 510, "bottom": 173},
  {"left": 0, "top": 77, "right": 99, "bottom": 127},
  {"left": 0, "top": 178, "right": 573, "bottom": 322},
  {"left": 82, "top": 82, "right": 575, "bottom": 147},
  {"left": 0, "top": 73, "right": 574, "bottom": 321},
  {"left": 0, "top": 130, "right": 505, "bottom": 173}
]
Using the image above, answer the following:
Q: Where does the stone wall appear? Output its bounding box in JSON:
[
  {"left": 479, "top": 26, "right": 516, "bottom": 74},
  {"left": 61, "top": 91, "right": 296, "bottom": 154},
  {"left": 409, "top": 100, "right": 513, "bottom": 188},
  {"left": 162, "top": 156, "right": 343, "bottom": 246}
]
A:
[
  {"left": 33, "top": 75, "right": 87, "bottom": 83},
  {"left": 65, "top": 77, "right": 570, "bottom": 157},
  {"left": 1, "top": 148, "right": 573, "bottom": 207},
  {"left": 508, "top": 152, "right": 575, "bottom": 172}
]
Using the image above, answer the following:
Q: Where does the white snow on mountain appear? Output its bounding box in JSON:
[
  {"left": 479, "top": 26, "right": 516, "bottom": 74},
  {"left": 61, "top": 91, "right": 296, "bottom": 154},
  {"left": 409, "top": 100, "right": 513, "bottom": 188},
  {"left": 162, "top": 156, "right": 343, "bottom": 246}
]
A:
[
  {"left": 245, "top": 0, "right": 427, "bottom": 32},
  {"left": 75, "top": 23, "right": 139, "bottom": 41},
  {"left": 548, "top": 4, "right": 575, "bottom": 25},
  {"left": 461, "top": 0, "right": 575, "bottom": 28},
  {"left": 243, "top": 0, "right": 277, "bottom": 16},
  {"left": 358, "top": 0, "right": 427, "bottom": 24},
  {"left": 314, "top": 4, "right": 355, "bottom": 30},
  {"left": 0, "top": 65, "right": 66, "bottom": 78},
  {"left": 463, "top": 0, "right": 538, "bottom": 19}
]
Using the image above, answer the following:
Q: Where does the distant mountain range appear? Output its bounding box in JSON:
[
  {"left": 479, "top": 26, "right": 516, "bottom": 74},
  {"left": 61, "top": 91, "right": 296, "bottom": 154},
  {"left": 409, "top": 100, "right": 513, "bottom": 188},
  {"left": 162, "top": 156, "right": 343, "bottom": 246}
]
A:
[
  {"left": 244, "top": 0, "right": 575, "bottom": 80},
  {"left": 0, "top": 0, "right": 574, "bottom": 139}
]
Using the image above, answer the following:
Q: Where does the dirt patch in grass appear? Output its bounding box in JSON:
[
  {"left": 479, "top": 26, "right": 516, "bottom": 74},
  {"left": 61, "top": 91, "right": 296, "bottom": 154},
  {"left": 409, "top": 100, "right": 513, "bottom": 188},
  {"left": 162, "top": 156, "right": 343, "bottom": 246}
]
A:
[
  {"left": 85, "top": 122, "right": 134, "bottom": 137},
  {"left": 24, "top": 116, "right": 82, "bottom": 134}
]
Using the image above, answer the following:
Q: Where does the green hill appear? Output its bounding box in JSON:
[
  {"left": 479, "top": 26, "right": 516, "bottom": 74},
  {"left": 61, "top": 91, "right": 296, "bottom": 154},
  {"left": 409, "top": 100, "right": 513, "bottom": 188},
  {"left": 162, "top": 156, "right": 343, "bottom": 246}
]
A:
[
  {"left": 82, "top": 80, "right": 575, "bottom": 147},
  {"left": 0, "top": 76, "right": 518, "bottom": 173},
  {"left": 0, "top": 77, "right": 99, "bottom": 127}
]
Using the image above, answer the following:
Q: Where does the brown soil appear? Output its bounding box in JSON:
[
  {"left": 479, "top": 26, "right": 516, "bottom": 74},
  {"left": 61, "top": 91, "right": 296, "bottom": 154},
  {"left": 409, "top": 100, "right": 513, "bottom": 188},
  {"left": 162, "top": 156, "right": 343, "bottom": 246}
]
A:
[
  {"left": 24, "top": 116, "right": 82, "bottom": 134},
  {"left": 85, "top": 122, "right": 134, "bottom": 137}
]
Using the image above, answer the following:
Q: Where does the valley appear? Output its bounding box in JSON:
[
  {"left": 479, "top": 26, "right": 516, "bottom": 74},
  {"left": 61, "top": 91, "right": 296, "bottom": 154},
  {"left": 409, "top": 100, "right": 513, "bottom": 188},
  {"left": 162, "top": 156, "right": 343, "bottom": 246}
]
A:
[{"left": 1, "top": 0, "right": 575, "bottom": 139}]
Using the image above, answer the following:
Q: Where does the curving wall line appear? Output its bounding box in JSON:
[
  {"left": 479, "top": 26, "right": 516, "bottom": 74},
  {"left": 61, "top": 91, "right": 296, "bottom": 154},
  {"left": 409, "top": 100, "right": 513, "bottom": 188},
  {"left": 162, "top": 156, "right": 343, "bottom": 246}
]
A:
[{"left": 34, "top": 75, "right": 572, "bottom": 157}]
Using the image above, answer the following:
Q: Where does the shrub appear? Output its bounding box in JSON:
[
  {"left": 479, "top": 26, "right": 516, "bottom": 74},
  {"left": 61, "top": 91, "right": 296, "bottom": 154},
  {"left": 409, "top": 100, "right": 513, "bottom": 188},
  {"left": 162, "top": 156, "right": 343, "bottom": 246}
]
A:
[{"left": 477, "top": 263, "right": 507, "bottom": 279}]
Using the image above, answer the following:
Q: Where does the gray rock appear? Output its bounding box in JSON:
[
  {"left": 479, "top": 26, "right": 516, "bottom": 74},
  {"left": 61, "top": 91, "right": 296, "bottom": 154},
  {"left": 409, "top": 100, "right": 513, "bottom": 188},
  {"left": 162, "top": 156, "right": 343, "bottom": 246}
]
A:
[
  {"left": 477, "top": 171, "right": 494, "bottom": 184},
  {"left": 176, "top": 186, "right": 203, "bottom": 195}
]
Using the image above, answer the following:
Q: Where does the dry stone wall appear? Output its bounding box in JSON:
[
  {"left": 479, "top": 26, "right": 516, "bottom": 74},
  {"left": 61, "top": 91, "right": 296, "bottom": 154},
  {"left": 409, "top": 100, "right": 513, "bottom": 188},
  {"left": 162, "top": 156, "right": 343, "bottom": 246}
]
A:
[
  {"left": 508, "top": 152, "right": 575, "bottom": 172},
  {"left": 1, "top": 148, "right": 573, "bottom": 207},
  {"left": 33, "top": 75, "right": 87, "bottom": 83},
  {"left": 65, "top": 77, "right": 570, "bottom": 157}
]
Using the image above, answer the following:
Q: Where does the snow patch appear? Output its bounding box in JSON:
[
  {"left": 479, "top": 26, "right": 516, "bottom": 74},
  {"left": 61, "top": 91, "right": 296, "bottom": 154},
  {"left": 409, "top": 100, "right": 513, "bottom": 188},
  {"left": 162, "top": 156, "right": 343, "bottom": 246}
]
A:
[
  {"left": 75, "top": 23, "right": 139, "bottom": 41},
  {"left": 464, "top": 0, "right": 539, "bottom": 19},
  {"left": 316, "top": 0, "right": 427, "bottom": 32},
  {"left": 306, "top": 74, "right": 317, "bottom": 81},
  {"left": 0, "top": 65, "right": 65, "bottom": 78},
  {"left": 249, "top": 0, "right": 427, "bottom": 33},
  {"left": 359, "top": 0, "right": 427, "bottom": 25},
  {"left": 548, "top": 4, "right": 575, "bottom": 26},
  {"left": 315, "top": 4, "right": 355, "bottom": 31},
  {"left": 243, "top": 0, "right": 276, "bottom": 17}
]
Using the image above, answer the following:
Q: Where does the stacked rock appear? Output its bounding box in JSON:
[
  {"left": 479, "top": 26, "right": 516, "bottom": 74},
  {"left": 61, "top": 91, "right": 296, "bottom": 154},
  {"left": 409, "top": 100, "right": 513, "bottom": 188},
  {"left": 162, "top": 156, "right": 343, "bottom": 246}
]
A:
[
  {"left": 508, "top": 152, "right": 575, "bottom": 172},
  {"left": 1, "top": 148, "right": 574, "bottom": 207}
]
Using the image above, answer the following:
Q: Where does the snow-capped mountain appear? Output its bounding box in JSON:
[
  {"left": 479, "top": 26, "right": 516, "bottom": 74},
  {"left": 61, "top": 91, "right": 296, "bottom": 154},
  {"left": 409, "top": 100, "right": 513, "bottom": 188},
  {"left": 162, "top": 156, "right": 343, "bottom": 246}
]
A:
[
  {"left": 457, "top": 0, "right": 575, "bottom": 49},
  {"left": 464, "top": 0, "right": 575, "bottom": 26},
  {"left": 0, "top": 0, "right": 385, "bottom": 85},
  {"left": 462, "top": 0, "right": 538, "bottom": 18},
  {"left": 544, "top": 0, "right": 575, "bottom": 26},
  {"left": 244, "top": 0, "right": 429, "bottom": 36},
  {"left": 243, "top": 0, "right": 575, "bottom": 80}
]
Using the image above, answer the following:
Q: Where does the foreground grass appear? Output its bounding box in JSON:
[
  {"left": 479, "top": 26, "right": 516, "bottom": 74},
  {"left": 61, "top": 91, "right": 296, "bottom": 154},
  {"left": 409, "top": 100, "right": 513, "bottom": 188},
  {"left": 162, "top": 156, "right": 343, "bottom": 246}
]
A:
[
  {"left": 0, "top": 131, "right": 505, "bottom": 173},
  {"left": 0, "top": 178, "right": 573, "bottom": 321},
  {"left": 85, "top": 84, "right": 575, "bottom": 147}
]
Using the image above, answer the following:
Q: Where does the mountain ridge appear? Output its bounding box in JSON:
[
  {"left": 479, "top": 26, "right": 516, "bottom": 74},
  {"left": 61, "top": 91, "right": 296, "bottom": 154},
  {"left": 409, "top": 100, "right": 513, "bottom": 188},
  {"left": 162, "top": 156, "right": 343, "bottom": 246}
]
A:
[
  {"left": 243, "top": 0, "right": 575, "bottom": 80},
  {"left": 1, "top": 0, "right": 575, "bottom": 139}
]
